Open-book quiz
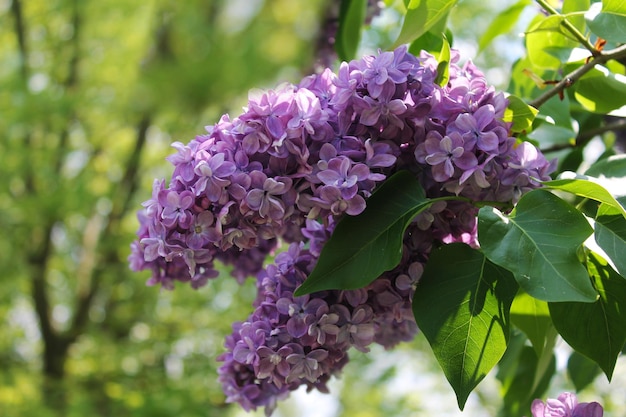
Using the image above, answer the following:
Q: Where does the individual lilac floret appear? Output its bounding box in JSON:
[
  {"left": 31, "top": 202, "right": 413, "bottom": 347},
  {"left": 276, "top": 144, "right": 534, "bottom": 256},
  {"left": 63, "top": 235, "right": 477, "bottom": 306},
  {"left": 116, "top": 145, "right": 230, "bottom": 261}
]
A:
[{"left": 529, "top": 392, "right": 603, "bottom": 417}]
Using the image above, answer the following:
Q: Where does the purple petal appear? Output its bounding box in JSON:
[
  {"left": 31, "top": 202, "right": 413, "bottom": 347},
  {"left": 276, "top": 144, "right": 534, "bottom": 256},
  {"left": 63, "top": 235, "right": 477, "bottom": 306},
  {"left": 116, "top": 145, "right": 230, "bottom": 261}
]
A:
[
  {"left": 477, "top": 131, "right": 500, "bottom": 152},
  {"left": 454, "top": 152, "right": 478, "bottom": 170}
]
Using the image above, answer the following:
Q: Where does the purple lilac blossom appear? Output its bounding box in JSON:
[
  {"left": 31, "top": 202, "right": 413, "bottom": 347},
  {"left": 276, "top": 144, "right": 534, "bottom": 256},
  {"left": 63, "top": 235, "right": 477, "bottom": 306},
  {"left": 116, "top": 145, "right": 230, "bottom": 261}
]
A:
[
  {"left": 129, "top": 45, "right": 555, "bottom": 413},
  {"left": 529, "top": 392, "right": 603, "bottom": 417}
]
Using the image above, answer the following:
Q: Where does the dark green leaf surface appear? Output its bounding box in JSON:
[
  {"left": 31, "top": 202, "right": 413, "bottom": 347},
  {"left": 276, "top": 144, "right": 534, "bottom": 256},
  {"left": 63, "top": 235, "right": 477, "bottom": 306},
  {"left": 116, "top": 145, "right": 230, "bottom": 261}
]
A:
[
  {"left": 478, "top": 189, "right": 596, "bottom": 302},
  {"left": 336, "top": 0, "right": 367, "bottom": 61},
  {"left": 393, "top": 0, "right": 458, "bottom": 47},
  {"left": 295, "top": 171, "right": 431, "bottom": 295},
  {"left": 585, "top": 2, "right": 626, "bottom": 43},
  {"left": 594, "top": 204, "right": 626, "bottom": 277},
  {"left": 413, "top": 243, "right": 518, "bottom": 409},
  {"left": 549, "top": 252, "right": 626, "bottom": 379}
]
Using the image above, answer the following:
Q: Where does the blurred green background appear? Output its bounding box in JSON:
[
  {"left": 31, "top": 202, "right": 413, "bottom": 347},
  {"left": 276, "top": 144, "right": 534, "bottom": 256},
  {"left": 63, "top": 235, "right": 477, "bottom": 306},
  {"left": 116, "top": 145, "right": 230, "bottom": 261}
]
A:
[
  {"left": 1, "top": 1, "right": 329, "bottom": 415},
  {"left": 2, "top": 1, "right": 623, "bottom": 416}
]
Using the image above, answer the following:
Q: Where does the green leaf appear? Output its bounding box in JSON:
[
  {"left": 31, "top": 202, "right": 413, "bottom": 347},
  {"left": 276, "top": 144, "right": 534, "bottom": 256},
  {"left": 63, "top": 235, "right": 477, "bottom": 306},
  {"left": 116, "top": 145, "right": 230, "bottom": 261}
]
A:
[
  {"left": 563, "top": 0, "right": 591, "bottom": 32},
  {"left": 478, "top": 0, "right": 531, "bottom": 52},
  {"left": 594, "top": 204, "right": 626, "bottom": 277},
  {"left": 507, "top": 57, "right": 531, "bottom": 98},
  {"left": 585, "top": 1, "right": 626, "bottom": 43},
  {"left": 528, "top": 123, "right": 576, "bottom": 148},
  {"left": 434, "top": 36, "right": 451, "bottom": 87},
  {"left": 586, "top": 154, "right": 626, "bottom": 177},
  {"left": 543, "top": 172, "right": 626, "bottom": 217},
  {"left": 558, "top": 147, "right": 584, "bottom": 173},
  {"left": 478, "top": 189, "right": 597, "bottom": 303},
  {"left": 604, "top": 0, "right": 626, "bottom": 13},
  {"left": 510, "top": 292, "right": 553, "bottom": 357},
  {"left": 336, "top": 0, "right": 367, "bottom": 61},
  {"left": 572, "top": 64, "right": 626, "bottom": 114},
  {"left": 549, "top": 251, "right": 626, "bottom": 379},
  {"left": 295, "top": 171, "right": 432, "bottom": 295},
  {"left": 525, "top": 14, "right": 578, "bottom": 70},
  {"left": 536, "top": 90, "right": 575, "bottom": 128},
  {"left": 585, "top": 154, "right": 626, "bottom": 208},
  {"left": 409, "top": 30, "right": 445, "bottom": 55},
  {"left": 408, "top": 13, "right": 450, "bottom": 55},
  {"left": 413, "top": 243, "right": 518, "bottom": 409},
  {"left": 567, "top": 350, "right": 601, "bottom": 391},
  {"left": 392, "top": 0, "right": 458, "bottom": 47},
  {"left": 503, "top": 95, "right": 539, "bottom": 133}
]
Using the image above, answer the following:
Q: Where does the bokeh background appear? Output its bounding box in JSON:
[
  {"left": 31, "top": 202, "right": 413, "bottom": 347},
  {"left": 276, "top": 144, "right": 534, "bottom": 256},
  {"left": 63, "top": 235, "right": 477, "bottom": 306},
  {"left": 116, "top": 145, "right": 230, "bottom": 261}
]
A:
[{"left": 2, "top": 1, "right": 624, "bottom": 416}]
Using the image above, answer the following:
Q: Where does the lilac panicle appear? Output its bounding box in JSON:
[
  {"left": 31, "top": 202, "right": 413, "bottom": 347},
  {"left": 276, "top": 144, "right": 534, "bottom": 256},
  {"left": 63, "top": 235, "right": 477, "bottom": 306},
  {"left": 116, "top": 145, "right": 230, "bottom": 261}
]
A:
[{"left": 129, "top": 44, "right": 555, "bottom": 414}]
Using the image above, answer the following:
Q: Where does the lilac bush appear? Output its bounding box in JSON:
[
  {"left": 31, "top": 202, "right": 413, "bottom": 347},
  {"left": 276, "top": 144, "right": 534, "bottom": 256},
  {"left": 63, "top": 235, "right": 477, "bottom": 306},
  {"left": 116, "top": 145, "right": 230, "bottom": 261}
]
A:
[{"left": 129, "top": 46, "right": 555, "bottom": 413}]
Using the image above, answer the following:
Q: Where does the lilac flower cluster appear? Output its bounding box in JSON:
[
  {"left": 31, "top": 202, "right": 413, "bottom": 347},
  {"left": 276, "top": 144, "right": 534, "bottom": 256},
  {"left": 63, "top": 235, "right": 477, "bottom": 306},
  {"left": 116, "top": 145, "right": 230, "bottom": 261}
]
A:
[
  {"left": 529, "top": 392, "right": 603, "bottom": 417},
  {"left": 129, "top": 46, "right": 554, "bottom": 413}
]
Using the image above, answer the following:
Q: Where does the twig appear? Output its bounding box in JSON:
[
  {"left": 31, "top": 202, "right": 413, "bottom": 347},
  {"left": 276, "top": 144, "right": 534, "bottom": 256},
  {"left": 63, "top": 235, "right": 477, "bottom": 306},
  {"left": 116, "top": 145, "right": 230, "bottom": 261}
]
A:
[{"left": 529, "top": 44, "right": 626, "bottom": 109}]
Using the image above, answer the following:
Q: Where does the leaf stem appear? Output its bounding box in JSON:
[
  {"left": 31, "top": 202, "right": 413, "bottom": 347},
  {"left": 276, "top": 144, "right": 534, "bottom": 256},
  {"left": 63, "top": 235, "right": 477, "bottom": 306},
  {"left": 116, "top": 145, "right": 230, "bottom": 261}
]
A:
[
  {"left": 534, "top": 0, "right": 597, "bottom": 53},
  {"left": 529, "top": 43, "right": 626, "bottom": 109}
]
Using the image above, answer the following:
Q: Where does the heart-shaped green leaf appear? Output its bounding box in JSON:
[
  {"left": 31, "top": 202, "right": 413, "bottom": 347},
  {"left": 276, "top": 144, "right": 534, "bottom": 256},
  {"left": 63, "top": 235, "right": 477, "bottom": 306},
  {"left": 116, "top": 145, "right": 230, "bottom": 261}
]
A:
[
  {"left": 549, "top": 251, "right": 626, "bottom": 380},
  {"left": 295, "top": 170, "right": 432, "bottom": 295},
  {"left": 478, "top": 189, "right": 597, "bottom": 302},
  {"left": 413, "top": 243, "right": 518, "bottom": 409}
]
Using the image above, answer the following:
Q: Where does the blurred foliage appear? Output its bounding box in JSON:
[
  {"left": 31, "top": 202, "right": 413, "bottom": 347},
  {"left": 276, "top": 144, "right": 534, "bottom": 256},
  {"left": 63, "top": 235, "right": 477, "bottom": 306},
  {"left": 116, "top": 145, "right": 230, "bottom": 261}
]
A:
[{"left": 0, "top": 0, "right": 326, "bottom": 415}]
